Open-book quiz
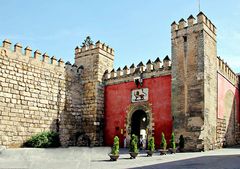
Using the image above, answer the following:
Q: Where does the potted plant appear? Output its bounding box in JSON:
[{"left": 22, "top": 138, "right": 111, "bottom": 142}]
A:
[
  {"left": 129, "top": 134, "right": 139, "bottom": 159},
  {"left": 146, "top": 136, "right": 155, "bottom": 156},
  {"left": 169, "top": 132, "right": 176, "bottom": 154},
  {"left": 159, "top": 132, "right": 168, "bottom": 155},
  {"left": 179, "top": 135, "right": 185, "bottom": 152},
  {"left": 108, "top": 136, "right": 119, "bottom": 161}
]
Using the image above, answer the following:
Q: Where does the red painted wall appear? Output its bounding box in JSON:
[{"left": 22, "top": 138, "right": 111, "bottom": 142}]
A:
[
  {"left": 217, "top": 73, "right": 239, "bottom": 122},
  {"left": 104, "top": 75, "right": 172, "bottom": 147}
]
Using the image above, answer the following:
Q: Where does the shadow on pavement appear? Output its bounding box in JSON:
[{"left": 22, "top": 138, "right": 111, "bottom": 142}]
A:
[{"left": 130, "top": 155, "right": 240, "bottom": 169}]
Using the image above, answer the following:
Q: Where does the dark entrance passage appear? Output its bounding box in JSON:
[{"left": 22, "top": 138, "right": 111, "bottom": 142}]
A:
[{"left": 131, "top": 110, "right": 148, "bottom": 140}]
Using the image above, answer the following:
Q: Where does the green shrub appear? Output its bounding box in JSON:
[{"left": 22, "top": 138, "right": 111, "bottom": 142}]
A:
[
  {"left": 148, "top": 136, "right": 155, "bottom": 151},
  {"left": 179, "top": 135, "right": 184, "bottom": 149},
  {"left": 24, "top": 131, "right": 60, "bottom": 148},
  {"left": 170, "top": 132, "right": 176, "bottom": 149},
  {"left": 160, "top": 132, "right": 167, "bottom": 150},
  {"left": 111, "top": 136, "right": 119, "bottom": 155},
  {"left": 129, "top": 134, "right": 138, "bottom": 153}
]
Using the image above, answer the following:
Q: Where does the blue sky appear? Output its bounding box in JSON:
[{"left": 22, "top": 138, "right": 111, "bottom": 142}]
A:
[{"left": 1, "top": 0, "right": 240, "bottom": 73}]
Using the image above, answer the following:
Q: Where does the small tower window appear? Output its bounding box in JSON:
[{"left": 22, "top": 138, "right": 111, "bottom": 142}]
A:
[{"left": 183, "top": 36, "right": 187, "bottom": 42}]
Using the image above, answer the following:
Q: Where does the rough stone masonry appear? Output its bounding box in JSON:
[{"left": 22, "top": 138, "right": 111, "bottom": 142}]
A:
[{"left": 0, "top": 12, "right": 239, "bottom": 151}]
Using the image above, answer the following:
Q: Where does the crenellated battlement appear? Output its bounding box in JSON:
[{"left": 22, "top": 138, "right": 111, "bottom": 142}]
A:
[
  {"left": 75, "top": 39, "right": 114, "bottom": 61},
  {"left": 75, "top": 40, "right": 114, "bottom": 55},
  {"left": 64, "top": 61, "right": 84, "bottom": 76},
  {"left": 0, "top": 39, "right": 83, "bottom": 76},
  {"left": 74, "top": 36, "right": 115, "bottom": 83},
  {"left": 217, "top": 56, "right": 239, "bottom": 85},
  {"left": 104, "top": 55, "right": 171, "bottom": 85},
  {"left": 171, "top": 12, "right": 216, "bottom": 40},
  {"left": 2, "top": 39, "right": 64, "bottom": 68}
]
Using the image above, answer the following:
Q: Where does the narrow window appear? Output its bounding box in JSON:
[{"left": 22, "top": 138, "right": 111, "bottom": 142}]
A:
[{"left": 183, "top": 36, "right": 187, "bottom": 42}]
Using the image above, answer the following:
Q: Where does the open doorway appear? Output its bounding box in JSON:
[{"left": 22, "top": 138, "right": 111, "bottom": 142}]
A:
[{"left": 131, "top": 110, "right": 148, "bottom": 141}]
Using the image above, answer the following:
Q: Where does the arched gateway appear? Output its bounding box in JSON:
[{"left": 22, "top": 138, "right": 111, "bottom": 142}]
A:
[{"left": 125, "top": 103, "right": 153, "bottom": 139}]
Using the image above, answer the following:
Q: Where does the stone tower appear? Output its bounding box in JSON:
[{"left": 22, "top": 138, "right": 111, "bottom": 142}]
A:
[
  {"left": 171, "top": 12, "right": 217, "bottom": 151},
  {"left": 75, "top": 37, "right": 114, "bottom": 146}
]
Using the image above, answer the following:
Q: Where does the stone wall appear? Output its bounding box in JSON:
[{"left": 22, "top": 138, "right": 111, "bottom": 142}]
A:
[
  {"left": 216, "top": 118, "right": 226, "bottom": 148},
  {"left": 171, "top": 12, "right": 217, "bottom": 151},
  {"left": 217, "top": 72, "right": 239, "bottom": 147},
  {"left": 216, "top": 58, "right": 239, "bottom": 147},
  {"left": 0, "top": 40, "right": 83, "bottom": 147},
  {"left": 172, "top": 12, "right": 240, "bottom": 151},
  {"left": 202, "top": 16, "right": 218, "bottom": 150},
  {"left": 75, "top": 41, "right": 114, "bottom": 146},
  {"left": 217, "top": 118, "right": 240, "bottom": 147}
]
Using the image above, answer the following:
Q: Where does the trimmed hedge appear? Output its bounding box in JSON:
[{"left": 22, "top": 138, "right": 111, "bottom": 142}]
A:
[
  {"left": 170, "top": 132, "right": 176, "bottom": 149},
  {"left": 24, "top": 131, "right": 60, "bottom": 148},
  {"left": 160, "top": 132, "right": 167, "bottom": 150},
  {"left": 129, "top": 134, "right": 139, "bottom": 153},
  {"left": 148, "top": 136, "right": 155, "bottom": 151},
  {"left": 111, "top": 136, "right": 119, "bottom": 155}
]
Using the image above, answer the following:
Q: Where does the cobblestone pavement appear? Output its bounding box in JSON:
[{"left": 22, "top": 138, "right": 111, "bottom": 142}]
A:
[{"left": 0, "top": 147, "right": 240, "bottom": 169}]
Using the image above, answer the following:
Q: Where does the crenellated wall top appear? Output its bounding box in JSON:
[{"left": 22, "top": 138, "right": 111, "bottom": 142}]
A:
[
  {"left": 217, "top": 56, "right": 239, "bottom": 85},
  {"left": 0, "top": 39, "right": 83, "bottom": 76},
  {"left": 104, "top": 55, "right": 171, "bottom": 85}
]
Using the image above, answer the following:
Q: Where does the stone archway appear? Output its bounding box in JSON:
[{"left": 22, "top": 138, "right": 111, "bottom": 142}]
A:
[{"left": 125, "top": 102, "right": 153, "bottom": 137}]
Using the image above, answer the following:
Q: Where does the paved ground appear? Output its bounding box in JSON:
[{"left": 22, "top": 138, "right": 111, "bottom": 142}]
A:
[{"left": 0, "top": 147, "right": 240, "bottom": 169}]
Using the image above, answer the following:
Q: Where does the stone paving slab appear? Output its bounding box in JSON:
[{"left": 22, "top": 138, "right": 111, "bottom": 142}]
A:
[{"left": 0, "top": 147, "right": 240, "bottom": 169}]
